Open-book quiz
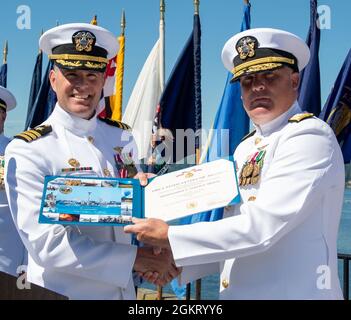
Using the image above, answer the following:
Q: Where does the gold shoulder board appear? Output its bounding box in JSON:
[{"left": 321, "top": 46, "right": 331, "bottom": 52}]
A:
[
  {"left": 288, "top": 113, "right": 314, "bottom": 123},
  {"left": 14, "top": 125, "right": 52, "bottom": 143},
  {"left": 241, "top": 130, "right": 256, "bottom": 142},
  {"left": 98, "top": 117, "right": 131, "bottom": 131}
]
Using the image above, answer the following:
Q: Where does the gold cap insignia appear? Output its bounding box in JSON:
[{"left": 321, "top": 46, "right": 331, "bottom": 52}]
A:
[
  {"left": 236, "top": 36, "right": 258, "bottom": 60},
  {"left": 72, "top": 31, "right": 96, "bottom": 52}
]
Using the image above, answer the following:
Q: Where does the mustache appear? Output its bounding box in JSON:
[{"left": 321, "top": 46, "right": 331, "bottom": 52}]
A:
[{"left": 249, "top": 95, "right": 271, "bottom": 102}]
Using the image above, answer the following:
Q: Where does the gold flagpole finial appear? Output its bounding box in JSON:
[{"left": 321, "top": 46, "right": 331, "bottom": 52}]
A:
[
  {"left": 194, "top": 0, "right": 200, "bottom": 15},
  {"left": 160, "top": 0, "right": 165, "bottom": 21},
  {"left": 3, "top": 41, "right": 8, "bottom": 64},
  {"left": 120, "top": 10, "right": 126, "bottom": 36},
  {"left": 90, "top": 15, "right": 98, "bottom": 26}
]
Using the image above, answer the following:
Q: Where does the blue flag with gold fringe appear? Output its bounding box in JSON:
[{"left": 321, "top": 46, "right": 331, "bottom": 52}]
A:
[
  {"left": 153, "top": 13, "right": 201, "bottom": 164},
  {"left": 320, "top": 49, "right": 351, "bottom": 163},
  {"left": 25, "top": 51, "right": 43, "bottom": 129},
  {"left": 186, "top": 1, "right": 251, "bottom": 223},
  {"left": 26, "top": 61, "right": 57, "bottom": 129},
  {"left": 298, "top": 0, "right": 321, "bottom": 116},
  {"left": 0, "top": 63, "right": 7, "bottom": 88},
  {"left": 161, "top": 11, "right": 202, "bottom": 301}
]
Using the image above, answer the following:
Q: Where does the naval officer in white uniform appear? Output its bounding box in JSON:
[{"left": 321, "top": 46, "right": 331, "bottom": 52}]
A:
[
  {"left": 125, "top": 28, "right": 345, "bottom": 300},
  {"left": 4, "top": 23, "right": 178, "bottom": 300},
  {"left": 0, "top": 86, "right": 27, "bottom": 298}
]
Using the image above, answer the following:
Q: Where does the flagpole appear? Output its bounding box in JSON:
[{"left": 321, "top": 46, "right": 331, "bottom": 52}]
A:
[
  {"left": 3, "top": 41, "right": 8, "bottom": 65},
  {"left": 194, "top": 0, "right": 201, "bottom": 166},
  {"left": 193, "top": 0, "right": 203, "bottom": 301},
  {"left": 156, "top": 0, "right": 166, "bottom": 301},
  {"left": 160, "top": 0, "right": 165, "bottom": 91},
  {"left": 194, "top": 0, "right": 199, "bottom": 15},
  {"left": 120, "top": 10, "right": 126, "bottom": 36}
]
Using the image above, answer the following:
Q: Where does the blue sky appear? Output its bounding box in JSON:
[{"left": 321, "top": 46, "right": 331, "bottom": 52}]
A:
[
  {"left": 56, "top": 186, "right": 121, "bottom": 202},
  {"left": 1, "top": 0, "right": 350, "bottom": 137}
]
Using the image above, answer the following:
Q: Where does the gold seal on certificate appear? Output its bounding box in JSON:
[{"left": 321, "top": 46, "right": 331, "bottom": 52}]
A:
[{"left": 144, "top": 159, "right": 240, "bottom": 221}]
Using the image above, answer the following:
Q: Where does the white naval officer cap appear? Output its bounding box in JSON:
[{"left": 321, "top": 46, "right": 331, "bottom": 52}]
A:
[
  {"left": 221, "top": 28, "right": 310, "bottom": 82},
  {"left": 39, "top": 23, "right": 119, "bottom": 73},
  {"left": 0, "top": 85, "right": 16, "bottom": 112}
]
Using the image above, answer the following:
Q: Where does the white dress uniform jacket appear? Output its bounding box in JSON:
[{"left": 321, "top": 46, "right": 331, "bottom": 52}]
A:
[
  {"left": 0, "top": 134, "right": 26, "bottom": 276},
  {"left": 169, "top": 102, "right": 345, "bottom": 299},
  {"left": 5, "top": 105, "right": 139, "bottom": 300}
]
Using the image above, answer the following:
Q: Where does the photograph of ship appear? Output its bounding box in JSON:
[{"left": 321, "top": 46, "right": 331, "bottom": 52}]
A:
[{"left": 40, "top": 177, "right": 135, "bottom": 226}]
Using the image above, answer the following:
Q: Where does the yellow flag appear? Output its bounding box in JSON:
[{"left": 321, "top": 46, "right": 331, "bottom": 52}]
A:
[{"left": 110, "top": 35, "right": 125, "bottom": 121}]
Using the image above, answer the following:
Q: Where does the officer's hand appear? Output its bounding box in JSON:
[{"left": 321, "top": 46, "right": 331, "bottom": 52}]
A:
[
  {"left": 124, "top": 218, "right": 170, "bottom": 249},
  {"left": 134, "top": 172, "right": 156, "bottom": 186}
]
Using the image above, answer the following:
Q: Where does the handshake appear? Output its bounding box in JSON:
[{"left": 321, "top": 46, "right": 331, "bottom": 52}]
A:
[
  {"left": 133, "top": 245, "right": 181, "bottom": 287},
  {"left": 126, "top": 173, "right": 182, "bottom": 286},
  {"left": 128, "top": 218, "right": 181, "bottom": 286}
]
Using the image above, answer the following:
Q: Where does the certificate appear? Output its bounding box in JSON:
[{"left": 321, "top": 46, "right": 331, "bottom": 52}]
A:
[
  {"left": 39, "top": 177, "right": 143, "bottom": 227},
  {"left": 144, "top": 159, "right": 240, "bottom": 221},
  {"left": 39, "top": 159, "right": 240, "bottom": 226}
]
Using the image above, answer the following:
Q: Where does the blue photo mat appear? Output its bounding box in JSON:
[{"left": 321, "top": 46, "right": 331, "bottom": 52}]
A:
[{"left": 39, "top": 176, "right": 144, "bottom": 227}]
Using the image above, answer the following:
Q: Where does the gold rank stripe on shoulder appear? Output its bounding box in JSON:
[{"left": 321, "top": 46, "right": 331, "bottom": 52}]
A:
[
  {"left": 288, "top": 113, "right": 314, "bottom": 123},
  {"left": 241, "top": 130, "right": 256, "bottom": 142},
  {"left": 14, "top": 125, "right": 52, "bottom": 143},
  {"left": 98, "top": 117, "right": 131, "bottom": 131}
]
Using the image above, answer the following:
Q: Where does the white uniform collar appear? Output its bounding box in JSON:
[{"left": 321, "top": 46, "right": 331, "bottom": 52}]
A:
[
  {"left": 254, "top": 101, "right": 301, "bottom": 136},
  {"left": 48, "top": 103, "right": 98, "bottom": 136}
]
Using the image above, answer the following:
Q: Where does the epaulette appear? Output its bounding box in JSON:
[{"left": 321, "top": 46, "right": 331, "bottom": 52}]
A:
[
  {"left": 14, "top": 125, "right": 52, "bottom": 143},
  {"left": 98, "top": 117, "right": 131, "bottom": 131},
  {"left": 241, "top": 130, "right": 256, "bottom": 142},
  {"left": 288, "top": 113, "right": 314, "bottom": 123}
]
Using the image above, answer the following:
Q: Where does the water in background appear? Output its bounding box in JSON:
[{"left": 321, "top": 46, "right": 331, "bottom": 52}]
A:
[{"left": 140, "top": 189, "right": 351, "bottom": 300}]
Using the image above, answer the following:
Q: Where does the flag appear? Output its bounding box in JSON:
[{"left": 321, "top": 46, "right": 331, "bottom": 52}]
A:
[
  {"left": 26, "top": 61, "right": 57, "bottom": 128},
  {"left": 122, "top": 40, "right": 164, "bottom": 160},
  {"left": 320, "top": 49, "right": 351, "bottom": 163},
  {"left": 101, "top": 34, "right": 125, "bottom": 120},
  {"left": 99, "top": 11, "right": 126, "bottom": 121},
  {"left": 152, "top": 13, "right": 202, "bottom": 165},
  {"left": 0, "top": 63, "right": 7, "bottom": 88},
  {"left": 298, "top": 0, "right": 321, "bottom": 116},
  {"left": 187, "top": 1, "right": 251, "bottom": 223},
  {"left": 25, "top": 51, "right": 43, "bottom": 129},
  {"left": 122, "top": 9, "right": 165, "bottom": 162}
]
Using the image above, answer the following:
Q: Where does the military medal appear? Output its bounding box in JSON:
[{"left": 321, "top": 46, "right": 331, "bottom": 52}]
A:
[
  {"left": 239, "top": 150, "right": 266, "bottom": 187},
  {"left": 68, "top": 158, "right": 80, "bottom": 168},
  {"left": 103, "top": 168, "right": 112, "bottom": 177},
  {"left": 61, "top": 166, "right": 93, "bottom": 173},
  {"left": 113, "top": 147, "right": 138, "bottom": 178}
]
